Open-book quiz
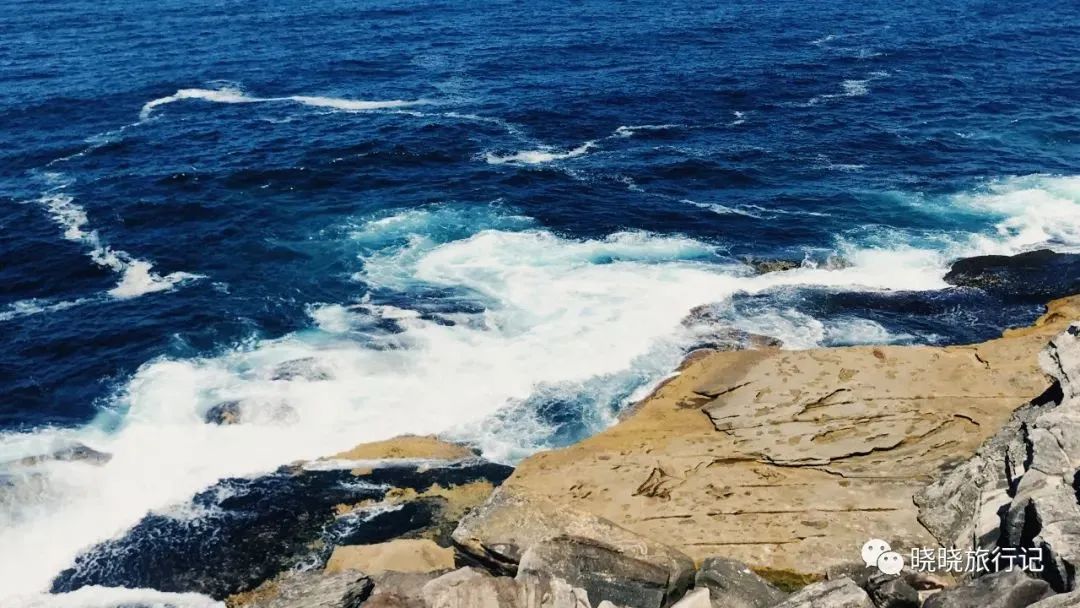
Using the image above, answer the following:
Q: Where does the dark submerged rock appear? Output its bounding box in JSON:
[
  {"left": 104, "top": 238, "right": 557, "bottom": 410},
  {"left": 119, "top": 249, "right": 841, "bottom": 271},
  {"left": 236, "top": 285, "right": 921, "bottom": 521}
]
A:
[
  {"left": 51, "top": 459, "right": 512, "bottom": 600},
  {"left": 944, "top": 250, "right": 1080, "bottom": 303}
]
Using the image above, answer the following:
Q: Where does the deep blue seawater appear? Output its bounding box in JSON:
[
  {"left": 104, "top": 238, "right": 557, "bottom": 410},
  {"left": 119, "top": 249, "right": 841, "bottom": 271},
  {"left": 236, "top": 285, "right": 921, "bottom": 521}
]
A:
[{"left": 1, "top": 0, "right": 1078, "bottom": 601}]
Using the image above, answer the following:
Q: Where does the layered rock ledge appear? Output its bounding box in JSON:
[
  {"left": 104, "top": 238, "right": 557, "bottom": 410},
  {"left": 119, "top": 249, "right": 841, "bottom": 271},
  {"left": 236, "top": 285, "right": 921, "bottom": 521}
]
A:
[{"left": 483, "top": 295, "right": 1080, "bottom": 578}]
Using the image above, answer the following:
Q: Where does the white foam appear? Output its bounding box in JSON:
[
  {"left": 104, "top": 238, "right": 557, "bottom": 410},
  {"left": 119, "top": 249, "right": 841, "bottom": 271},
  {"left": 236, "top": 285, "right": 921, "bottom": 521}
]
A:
[
  {"left": 484, "top": 124, "right": 682, "bottom": 166},
  {"left": 613, "top": 124, "right": 679, "bottom": 137},
  {"left": 288, "top": 95, "right": 425, "bottom": 112},
  {"left": 33, "top": 189, "right": 201, "bottom": 300},
  {"left": 815, "top": 154, "right": 866, "bottom": 172},
  {"left": 681, "top": 199, "right": 830, "bottom": 219},
  {"left": 682, "top": 199, "right": 764, "bottom": 219},
  {"left": 140, "top": 87, "right": 426, "bottom": 121},
  {"left": 953, "top": 175, "right": 1080, "bottom": 253},
  {"left": 12, "top": 586, "right": 223, "bottom": 608},
  {"left": 140, "top": 87, "right": 259, "bottom": 119},
  {"left": 0, "top": 297, "right": 94, "bottom": 322},
  {"left": 806, "top": 72, "right": 887, "bottom": 106},
  {"left": 485, "top": 141, "right": 597, "bottom": 165}
]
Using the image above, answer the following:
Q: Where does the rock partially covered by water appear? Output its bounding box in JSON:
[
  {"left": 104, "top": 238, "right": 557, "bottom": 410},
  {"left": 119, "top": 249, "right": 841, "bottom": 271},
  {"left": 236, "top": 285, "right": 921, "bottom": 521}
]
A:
[
  {"left": 205, "top": 400, "right": 242, "bottom": 425},
  {"left": 746, "top": 258, "right": 802, "bottom": 274},
  {"left": 11, "top": 442, "right": 112, "bottom": 467},
  {"left": 271, "top": 357, "right": 333, "bottom": 381},
  {"left": 944, "top": 249, "right": 1080, "bottom": 302},
  {"left": 52, "top": 437, "right": 511, "bottom": 600},
  {"left": 680, "top": 304, "right": 783, "bottom": 352}
]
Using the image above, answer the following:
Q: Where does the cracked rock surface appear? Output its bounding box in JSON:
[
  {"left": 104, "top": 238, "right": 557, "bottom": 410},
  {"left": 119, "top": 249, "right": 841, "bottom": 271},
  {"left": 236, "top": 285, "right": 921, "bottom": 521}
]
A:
[
  {"left": 918, "top": 321, "right": 1080, "bottom": 593},
  {"left": 491, "top": 296, "right": 1080, "bottom": 576}
]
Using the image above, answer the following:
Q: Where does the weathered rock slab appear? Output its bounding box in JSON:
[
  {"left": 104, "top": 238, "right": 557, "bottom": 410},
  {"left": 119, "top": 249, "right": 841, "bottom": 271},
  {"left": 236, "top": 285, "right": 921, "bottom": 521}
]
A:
[{"left": 496, "top": 296, "right": 1080, "bottom": 576}]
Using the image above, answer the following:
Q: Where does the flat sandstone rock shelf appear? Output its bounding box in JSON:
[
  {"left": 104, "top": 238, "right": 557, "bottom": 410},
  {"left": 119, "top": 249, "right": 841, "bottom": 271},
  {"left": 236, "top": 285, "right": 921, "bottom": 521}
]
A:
[{"left": 495, "top": 295, "right": 1080, "bottom": 576}]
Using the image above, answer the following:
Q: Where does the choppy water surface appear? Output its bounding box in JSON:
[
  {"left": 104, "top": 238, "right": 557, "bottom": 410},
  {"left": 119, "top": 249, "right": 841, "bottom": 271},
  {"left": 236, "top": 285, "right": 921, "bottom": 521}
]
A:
[{"left": 1, "top": 0, "right": 1079, "bottom": 603}]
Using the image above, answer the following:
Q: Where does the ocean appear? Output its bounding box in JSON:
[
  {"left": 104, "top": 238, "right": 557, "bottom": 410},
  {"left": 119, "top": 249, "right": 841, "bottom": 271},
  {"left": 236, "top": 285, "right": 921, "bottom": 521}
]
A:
[{"left": 1, "top": 0, "right": 1078, "bottom": 604}]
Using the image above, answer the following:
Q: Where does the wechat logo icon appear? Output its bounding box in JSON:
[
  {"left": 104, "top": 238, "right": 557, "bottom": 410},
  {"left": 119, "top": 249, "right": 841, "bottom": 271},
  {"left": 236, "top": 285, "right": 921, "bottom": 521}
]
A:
[{"left": 862, "top": 538, "right": 904, "bottom": 575}]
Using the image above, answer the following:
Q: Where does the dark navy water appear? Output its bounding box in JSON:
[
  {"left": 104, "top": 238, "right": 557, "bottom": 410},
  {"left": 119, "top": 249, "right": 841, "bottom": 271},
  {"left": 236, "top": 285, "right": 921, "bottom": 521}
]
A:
[{"left": 1, "top": 0, "right": 1079, "bottom": 601}]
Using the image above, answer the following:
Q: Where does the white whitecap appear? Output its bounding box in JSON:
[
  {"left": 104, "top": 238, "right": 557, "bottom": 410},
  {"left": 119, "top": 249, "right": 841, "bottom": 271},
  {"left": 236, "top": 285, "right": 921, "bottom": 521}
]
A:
[
  {"left": 33, "top": 189, "right": 201, "bottom": 300},
  {"left": 0, "top": 297, "right": 95, "bottom": 323},
  {"left": 140, "top": 87, "right": 427, "bottom": 121},
  {"left": 613, "top": 124, "right": 679, "bottom": 137},
  {"left": 485, "top": 141, "right": 597, "bottom": 165}
]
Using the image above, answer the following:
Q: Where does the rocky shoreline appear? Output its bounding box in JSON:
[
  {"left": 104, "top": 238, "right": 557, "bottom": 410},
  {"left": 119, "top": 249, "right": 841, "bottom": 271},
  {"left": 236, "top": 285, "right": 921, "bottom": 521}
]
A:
[{"left": 44, "top": 251, "right": 1080, "bottom": 608}]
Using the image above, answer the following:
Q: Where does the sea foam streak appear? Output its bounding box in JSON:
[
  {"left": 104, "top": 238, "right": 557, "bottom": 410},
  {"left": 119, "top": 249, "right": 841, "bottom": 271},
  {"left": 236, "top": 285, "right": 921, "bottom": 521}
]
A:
[
  {"left": 140, "top": 87, "right": 427, "bottom": 120},
  {"left": 0, "top": 297, "right": 96, "bottom": 323},
  {"left": 484, "top": 124, "right": 681, "bottom": 166},
  {"left": 2, "top": 176, "right": 1079, "bottom": 601},
  {"left": 34, "top": 185, "right": 200, "bottom": 299},
  {"left": 485, "top": 141, "right": 598, "bottom": 165}
]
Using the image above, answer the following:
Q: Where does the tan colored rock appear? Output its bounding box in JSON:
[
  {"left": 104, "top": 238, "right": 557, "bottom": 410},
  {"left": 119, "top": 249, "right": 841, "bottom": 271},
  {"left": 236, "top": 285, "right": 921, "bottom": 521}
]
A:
[
  {"left": 325, "top": 539, "right": 455, "bottom": 575},
  {"left": 494, "top": 296, "right": 1080, "bottom": 578},
  {"left": 327, "top": 435, "right": 475, "bottom": 461}
]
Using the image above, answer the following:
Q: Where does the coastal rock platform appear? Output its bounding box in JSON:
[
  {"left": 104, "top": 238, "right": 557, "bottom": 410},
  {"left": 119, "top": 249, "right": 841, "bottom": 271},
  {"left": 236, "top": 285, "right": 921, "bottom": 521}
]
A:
[{"left": 487, "top": 296, "right": 1080, "bottom": 577}]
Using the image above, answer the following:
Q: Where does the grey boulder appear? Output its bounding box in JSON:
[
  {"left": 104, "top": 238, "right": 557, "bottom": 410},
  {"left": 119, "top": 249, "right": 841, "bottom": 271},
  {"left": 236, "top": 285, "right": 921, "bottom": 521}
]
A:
[
  {"left": 693, "top": 557, "right": 787, "bottom": 608},
  {"left": 517, "top": 536, "right": 682, "bottom": 608},
  {"left": 245, "top": 571, "right": 373, "bottom": 608},
  {"left": 773, "top": 578, "right": 873, "bottom": 608},
  {"left": 922, "top": 570, "right": 1053, "bottom": 608},
  {"left": 421, "top": 567, "right": 591, "bottom": 608}
]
